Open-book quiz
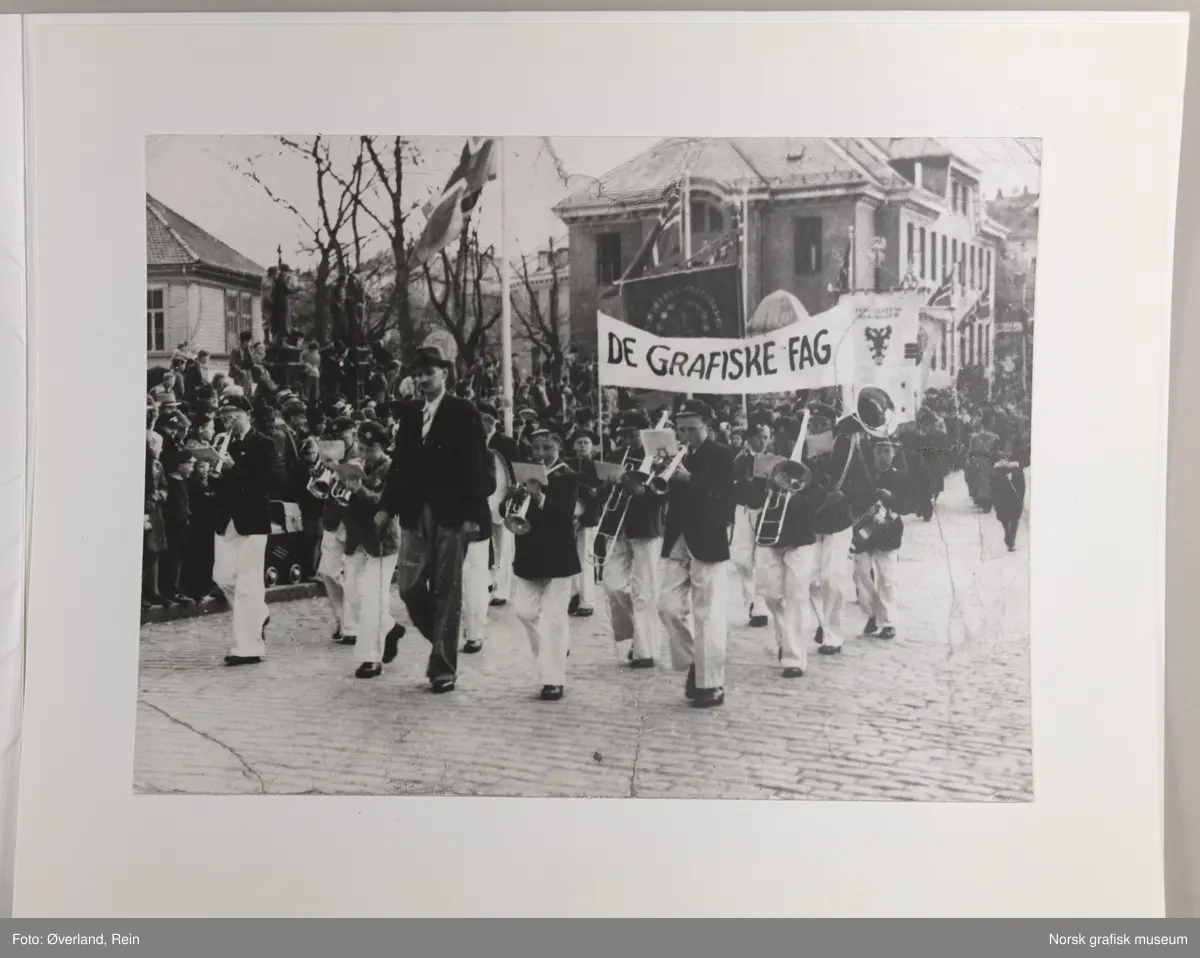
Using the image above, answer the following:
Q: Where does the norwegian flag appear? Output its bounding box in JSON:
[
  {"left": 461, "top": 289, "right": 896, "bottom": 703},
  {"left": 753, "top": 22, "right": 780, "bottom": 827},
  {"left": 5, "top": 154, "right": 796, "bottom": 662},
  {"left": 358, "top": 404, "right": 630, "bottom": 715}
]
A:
[
  {"left": 926, "top": 268, "right": 955, "bottom": 309},
  {"left": 411, "top": 138, "right": 497, "bottom": 267},
  {"left": 598, "top": 182, "right": 683, "bottom": 301}
]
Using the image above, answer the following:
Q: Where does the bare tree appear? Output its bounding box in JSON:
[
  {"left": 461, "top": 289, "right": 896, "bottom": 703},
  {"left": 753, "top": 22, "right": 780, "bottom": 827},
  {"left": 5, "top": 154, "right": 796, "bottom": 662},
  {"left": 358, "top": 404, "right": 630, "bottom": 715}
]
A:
[
  {"left": 421, "top": 222, "right": 503, "bottom": 369},
  {"left": 511, "top": 237, "right": 568, "bottom": 378}
]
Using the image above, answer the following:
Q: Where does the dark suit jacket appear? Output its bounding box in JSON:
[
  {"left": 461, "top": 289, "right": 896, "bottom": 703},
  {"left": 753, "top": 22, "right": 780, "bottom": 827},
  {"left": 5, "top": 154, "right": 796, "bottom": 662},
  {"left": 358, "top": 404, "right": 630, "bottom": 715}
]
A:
[
  {"left": 811, "top": 433, "right": 875, "bottom": 536},
  {"left": 380, "top": 393, "right": 489, "bottom": 531},
  {"left": 604, "top": 449, "right": 666, "bottom": 540},
  {"left": 269, "top": 423, "right": 300, "bottom": 502},
  {"left": 732, "top": 448, "right": 768, "bottom": 509},
  {"left": 513, "top": 462, "right": 582, "bottom": 581},
  {"left": 565, "top": 456, "right": 603, "bottom": 527},
  {"left": 661, "top": 438, "right": 735, "bottom": 563},
  {"left": 344, "top": 455, "right": 401, "bottom": 557},
  {"left": 213, "top": 429, "right": 275, "bottom": 536}
]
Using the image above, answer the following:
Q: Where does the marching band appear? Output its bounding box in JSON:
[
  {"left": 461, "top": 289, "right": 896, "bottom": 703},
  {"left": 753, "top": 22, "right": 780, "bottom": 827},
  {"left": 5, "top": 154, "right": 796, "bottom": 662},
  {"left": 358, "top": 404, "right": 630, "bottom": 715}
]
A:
[{"left": 157, "top": 342, "right": 1030, "bottom": 710}]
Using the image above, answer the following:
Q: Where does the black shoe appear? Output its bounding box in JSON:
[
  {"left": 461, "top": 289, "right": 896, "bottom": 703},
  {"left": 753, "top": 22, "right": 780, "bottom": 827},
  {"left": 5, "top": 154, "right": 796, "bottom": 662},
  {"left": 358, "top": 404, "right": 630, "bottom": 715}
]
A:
[
  {"left": 1007, "top": 544, "right": 1016, "bottom": 552},
  {"left": 568, "top": 595, "right": 581, "bottom": 616},
  {"left": 818, "top": 644, "right": 843, "bottom": 656},
  {"left": 782, "top": 667, "right": 805, "bottom": 678},
  {"left": 331, "top": 627, "right": 343, "bottom": 642},
  {"left": 574, "top": 607, "right": 594, "bottom": 618},
  {"left": 489, "top": 598, "right": 507, "bottom": 608},
  {"left": 539, "top": 685, "right": 564, "bottom": 701},
  {"left": 685, "top": 664, "right": 697, "bottom": 701},
  {"left": 691, "top": 687, "right": 725, "bottom": 708},
  {"left": 382, "top": 623, "right": 406, "bottom": 663},
  {"left": 877, "top": 627, "right": 896, "bottom": 640},
  {"left": 430, "top": 676, "right": 456, "bottom": 694},
  {"left": 262, "top": 616, "right": 270, "bottom": 641},
  {"left": 814, "top": 625, "right": 824, "bottom": 645},
  {"left": 224, "top": 655, "right": 263, "bottom": 667},
  {"left": 173, "top": 595, "right": 196, "bottom": 608},
  {"left": 629, "top": 657, "right": 655, "bottom": 669},
  {"left": 462, "top": 640, "right": 483, "bottom": 654},
  {"left": 863, "top": 616, "right": 879, "bottom": 636},
  {"left": 339, "top": 635, "right": 358, "bottom": 646},
  {"left": 627, "top": 646, "right": 635, "bottom": 661},
  {"left": 749, "top": 614, "right": 769, "bottom": 628},
  {"left": 355, "top": 662, "right": 382, "bottom": 679}
]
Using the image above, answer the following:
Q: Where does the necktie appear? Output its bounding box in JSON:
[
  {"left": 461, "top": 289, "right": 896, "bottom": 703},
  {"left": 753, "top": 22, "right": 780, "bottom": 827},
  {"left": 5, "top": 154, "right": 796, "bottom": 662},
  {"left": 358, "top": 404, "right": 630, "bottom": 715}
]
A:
[{"left": 422, "top": 403, "right": 434, "bottom": 438}]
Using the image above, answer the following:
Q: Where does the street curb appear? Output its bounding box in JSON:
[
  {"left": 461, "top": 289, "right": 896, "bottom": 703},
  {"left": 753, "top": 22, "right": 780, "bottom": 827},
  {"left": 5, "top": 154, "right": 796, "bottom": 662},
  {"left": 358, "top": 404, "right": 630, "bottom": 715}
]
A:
[{"left": 141, "top": 582, "right": 327, "bottom": 626}]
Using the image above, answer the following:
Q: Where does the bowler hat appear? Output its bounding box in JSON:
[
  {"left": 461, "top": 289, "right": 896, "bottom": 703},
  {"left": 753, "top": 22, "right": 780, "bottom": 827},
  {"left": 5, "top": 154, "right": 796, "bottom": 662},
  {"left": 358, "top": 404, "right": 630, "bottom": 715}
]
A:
[
  {"left": 570, "top": 429, "right": 599, "bottom": 446},
  {"left": 412, "top": 345, "right": 453, "bottom": 370}
]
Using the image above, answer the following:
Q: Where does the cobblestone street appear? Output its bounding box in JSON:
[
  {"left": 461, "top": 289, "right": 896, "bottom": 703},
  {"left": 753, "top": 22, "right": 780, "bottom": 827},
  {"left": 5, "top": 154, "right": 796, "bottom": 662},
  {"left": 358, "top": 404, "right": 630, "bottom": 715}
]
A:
[{"left": 133, "top": 471, "right": 1032, "bottom": 801}]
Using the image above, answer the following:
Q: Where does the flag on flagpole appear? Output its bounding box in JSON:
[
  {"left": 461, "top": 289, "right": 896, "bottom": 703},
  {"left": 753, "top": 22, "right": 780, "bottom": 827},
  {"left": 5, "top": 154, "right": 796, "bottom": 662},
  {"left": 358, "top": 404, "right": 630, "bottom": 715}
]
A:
[
  {"left": 598, "top": 182, "right": 682, "bottom": 301},
  {"left": 926, "top": 268, "right": 955, "bottom": 309},
  {"left": 411, "top": 137, "right": 497, "bottom": 267}
]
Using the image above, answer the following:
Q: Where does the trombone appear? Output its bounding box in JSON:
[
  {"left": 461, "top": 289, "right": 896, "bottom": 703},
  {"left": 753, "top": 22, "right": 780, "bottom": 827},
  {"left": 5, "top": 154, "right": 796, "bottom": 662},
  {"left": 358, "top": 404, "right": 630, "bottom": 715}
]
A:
[
  {"left": 587, "top": 412, "right": 672, "bottom": 567},
  {"left": 755, "top": 409, "right": 823, "bottom": 547}
]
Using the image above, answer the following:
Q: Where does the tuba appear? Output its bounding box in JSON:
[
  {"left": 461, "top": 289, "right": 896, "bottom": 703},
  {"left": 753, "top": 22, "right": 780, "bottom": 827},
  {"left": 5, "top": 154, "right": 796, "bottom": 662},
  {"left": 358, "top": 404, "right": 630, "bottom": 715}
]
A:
[
  {"left": 850, "top": 385, "right": 898, "bottom": 439},
  {"left": 756, "top": 409, "right": 825, "bottom": 547}
]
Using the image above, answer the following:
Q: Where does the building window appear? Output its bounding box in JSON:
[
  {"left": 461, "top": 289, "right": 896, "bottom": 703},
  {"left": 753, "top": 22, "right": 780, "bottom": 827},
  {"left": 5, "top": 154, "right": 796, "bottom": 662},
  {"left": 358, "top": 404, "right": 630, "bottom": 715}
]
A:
[
  {"left": 793, "top": 217, "right": 822, "bottom": 275},
  {"left": 951, "top": 180, "right": 959, "bottom": 212},
  {"left": 147, "top": 286, "right": 166, "bottom": 352},
  {"left": 941, "top": 235, "right": 948, "bottom": 278},
  {"left": 690, "top": 200, "right": 725, "bottom": 235},
  {"left": 225, "top": 287, "right": 253, "bottom": 353},
  {"left": 959, "top": 253, "right": 966, "bottom": 287},
  {"left": 919, "top": 228, "right": 927, "bottom": 279},
  {"left": 986, "top": 249, "right": 993, "bottom": 289},
  {"left": 906, "top": 223, "right": 915, "bottom": 270},
  {"left": 969, "top": 247, "right": 976, "bottom": 289},
  {"left": 940, "top": 326, "right": 948, "bottom": 370},
  {"left": 951, "top": 239, "right": 957, "bottom": 279},
  {"left": 930, "top": 231, "right": 937, "bottom": 279},
  {"left": 596, "top": 233, "right": 622, "bottom": 285}
]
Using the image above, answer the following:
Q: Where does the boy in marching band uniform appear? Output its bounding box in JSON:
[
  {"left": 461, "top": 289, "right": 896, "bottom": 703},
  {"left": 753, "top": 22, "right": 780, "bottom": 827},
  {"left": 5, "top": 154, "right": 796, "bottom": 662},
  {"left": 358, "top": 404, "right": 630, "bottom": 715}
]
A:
[
  {"left": 211, "top": 394, "right": 276, "bottom": 666},
  {"left": 730, "top": 415, "right": 771, "bottom": 628},
  {"left": 460, "top": 402, "right": 499, "bottom": 655},
  {"left": 566, "top": 429, "right": 602, "bottom": 619},
  {"left": 600, "top": 411, "right": 667, "bottom": 667},
  {"left": 852, "top": 442, "right": 908, "bottom": 641},
  {"left": 479, "top": 402, "right": 520, "bottom": 608},
  {"left": 316, "top": 417, "right": 362, "bottom": 645},
  {"left": 657, "top": 400, "right": 736, "bottom": 708},
  {"left": 749, "top": 417, "right": 820, "bottom": 678},
  {"left": 512, "top": 425, "right": 581, "bottom": 701},
  {"left": 340, "top": 421, "right": 404, "bottom": 678}
]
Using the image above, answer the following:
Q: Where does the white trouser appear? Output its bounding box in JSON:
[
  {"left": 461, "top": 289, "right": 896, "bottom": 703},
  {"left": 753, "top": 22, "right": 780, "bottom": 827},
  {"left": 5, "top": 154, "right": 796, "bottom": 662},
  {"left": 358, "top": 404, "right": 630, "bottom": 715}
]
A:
[
  {"left": 853, "top": 550, "right": 899, "bottom": 629},
  {"left": 755, "top": 543, "right": 817, "bottom": 670},
  {"left": 602, "top": 534, "right": 663, "bottom": 660},
  {"left": 572, "top": 526, "right": 598, "bottom": 608},
  {"left": 356, "top": 551, "right": 399, "bottom": 664},
  {"left": 513, "top": 576, "right": 573, "bottom": 687},
  {"left": 213, "top": 522, "right": 269, "bottom": 658},
  {"left": 318, "top": 527, "right": 363, "bottom": 635},
  {"left": 811, "top": 528, "right": 853, "bottom": 648},
  {"left": 730, "top": 505, "right": 763, "bottom": 616},
  {"left": 490, "top": 523, "right": 514, "bottom": 601},
  {"left": 658, "top": 537, "right": 730, "bottom": 690},
  {"left": 462, "top": 537, "right": 491, "bottom": 645}
]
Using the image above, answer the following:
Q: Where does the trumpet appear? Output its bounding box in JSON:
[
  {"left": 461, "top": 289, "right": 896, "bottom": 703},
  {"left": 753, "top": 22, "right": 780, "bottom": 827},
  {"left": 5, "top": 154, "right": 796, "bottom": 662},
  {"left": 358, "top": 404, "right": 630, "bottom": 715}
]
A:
[
  {"left": 586, "top": 448, "right": 641, "bottom": 567},
  {"left": 756, "top": 409, "right": 819, "bottom": 547},
  {"left": 502, "top": 488, "right": 533, "bottom": 535},
  {"left": 328, "top": 479, "right": 354, "bottom": 506}
]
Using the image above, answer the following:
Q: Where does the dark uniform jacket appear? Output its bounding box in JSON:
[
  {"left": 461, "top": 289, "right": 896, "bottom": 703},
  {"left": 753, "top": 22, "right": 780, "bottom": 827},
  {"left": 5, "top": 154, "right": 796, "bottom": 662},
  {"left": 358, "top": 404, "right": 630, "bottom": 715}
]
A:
[
  {"left": 732, "top": 448, "right": 767, "bottom": 510},
  {"left": 565, "top": 455, "right": 603, "bottom": 528},
  {"left": 809, "top": 432, "right": 874, "bottom": 537},
  {"left": 741, "top": 465, "right": 819, "bottom": 550},
  {"left": 343, "top": 455, "right": 401, "bottom": 558},
  {"left": 661, "top": 438, "right": 735, "bottom": 563},
  {"left": 380, "top": 393, "right": 490, "bottom": 531},
  {"left": 512, "top": 461, "right": 582, "bottom": 581},
  {"left": 213, "top": 429, "right": 275, "bottom": 537},
  {"left": 606, "top": 448, "right": 666, "bottom": 540}
]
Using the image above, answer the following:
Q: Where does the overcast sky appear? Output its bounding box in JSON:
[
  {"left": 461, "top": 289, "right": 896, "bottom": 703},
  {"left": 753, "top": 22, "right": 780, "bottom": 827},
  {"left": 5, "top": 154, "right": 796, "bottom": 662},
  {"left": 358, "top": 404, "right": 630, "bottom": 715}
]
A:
[{"left": 146, "top": 135, "right": 1040, "bottom": 272}]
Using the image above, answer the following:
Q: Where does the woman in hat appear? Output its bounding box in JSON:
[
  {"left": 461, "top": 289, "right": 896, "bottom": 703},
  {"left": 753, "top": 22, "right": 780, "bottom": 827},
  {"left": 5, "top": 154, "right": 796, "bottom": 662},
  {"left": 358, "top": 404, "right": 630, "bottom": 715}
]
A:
[{"left": 511, "top": 425, "right": 580, "bottom": 701}]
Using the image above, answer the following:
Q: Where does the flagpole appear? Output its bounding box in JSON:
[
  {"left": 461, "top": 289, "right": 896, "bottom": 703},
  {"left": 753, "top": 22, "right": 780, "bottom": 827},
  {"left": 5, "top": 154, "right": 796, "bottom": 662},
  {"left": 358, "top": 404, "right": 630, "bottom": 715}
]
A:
[
  {"left": 740, "top": 187, "right": 750, "bottom": 420},
  {"left": 682, "top": 170, "right": 692, "bottom": 263},
  {"left": 499, "top": 137, "right": 514, "bottom": 438}
]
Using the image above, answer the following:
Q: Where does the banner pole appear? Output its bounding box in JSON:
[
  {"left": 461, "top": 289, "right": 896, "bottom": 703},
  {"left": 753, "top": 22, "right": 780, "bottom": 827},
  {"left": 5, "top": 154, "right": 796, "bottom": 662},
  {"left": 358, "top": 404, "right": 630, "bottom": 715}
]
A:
[
  {"left": 499, "top": 137, "right": 514, "bottom": 438},
  {"left": 741, "top": 187, "right": 750, "bottom": 420}
]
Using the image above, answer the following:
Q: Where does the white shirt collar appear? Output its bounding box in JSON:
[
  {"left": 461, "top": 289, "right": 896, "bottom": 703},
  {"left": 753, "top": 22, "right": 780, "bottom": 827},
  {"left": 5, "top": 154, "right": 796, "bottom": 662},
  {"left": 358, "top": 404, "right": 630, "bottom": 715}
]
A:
[{"left": 423, "top": 390, "right": 446, "bottom": 413}]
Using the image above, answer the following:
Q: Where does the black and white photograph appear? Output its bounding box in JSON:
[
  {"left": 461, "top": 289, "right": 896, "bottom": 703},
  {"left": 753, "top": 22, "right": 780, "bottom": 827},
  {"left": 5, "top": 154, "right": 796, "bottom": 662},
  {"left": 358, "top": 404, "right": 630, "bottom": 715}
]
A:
[{"left": 137, "top": 134, "right": 1039, "bottom": 801}]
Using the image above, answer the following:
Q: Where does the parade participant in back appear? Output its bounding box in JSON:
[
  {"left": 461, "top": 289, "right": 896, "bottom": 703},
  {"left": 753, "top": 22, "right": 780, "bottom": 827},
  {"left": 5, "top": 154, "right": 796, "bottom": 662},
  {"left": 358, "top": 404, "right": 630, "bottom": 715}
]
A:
[
  {"left": 991, "top": 445, "right": 1028, "bottom": 552},
  {"left": 459, "top": 401, "right": 499, "bottom": 656},
  {"left": 904, "top": 406, "right": 950, "bottom": 521},
  {"left": 748, "top": 416, "right": 822, "bottom": 677},
  {"left": 511, "top": 425, "right": 580, "bottom": 701},
  {"left": 316, "top": 417, "right": 361, "bottom": 645},
  {"left": 341, "top": 421, "right": 403, "bottom": 679},
  {"left": 731, "top": 415, "right": 771, "bottom": 628},
  {"left": 566, "top": 428, "right": 602, "bottom": 619},
  {"left": 657, "top": 400, "right": 736, "bottom": 708},
  {"left": 601, "top": 411, "right": 668, "bottom": 667},
  {"left": 211, "top": 394, "right": 275, "bottom": 665},
  {"left": 479, "top": 402, "right": 519, "bottom": 608},
  {"left": 852, "top": 442, "right": 907, "bottom": 641}
]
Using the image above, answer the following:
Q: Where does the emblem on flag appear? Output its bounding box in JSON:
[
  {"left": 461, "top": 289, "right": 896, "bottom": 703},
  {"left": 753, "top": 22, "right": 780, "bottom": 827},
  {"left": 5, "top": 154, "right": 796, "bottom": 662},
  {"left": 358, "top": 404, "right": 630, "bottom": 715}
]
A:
[{"left": 864, "top": 325, "right": 893, "bottom": 366}]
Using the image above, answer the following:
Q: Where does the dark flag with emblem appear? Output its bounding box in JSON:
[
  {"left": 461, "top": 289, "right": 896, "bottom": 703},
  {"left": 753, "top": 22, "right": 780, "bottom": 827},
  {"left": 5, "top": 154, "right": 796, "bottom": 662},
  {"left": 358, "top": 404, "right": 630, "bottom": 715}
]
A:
[
  {"left": 621, "top": 263, "right": 742, "bottom": 339},
  {"left": 597, "top": 183, "right": 683, "bottom": 302}
]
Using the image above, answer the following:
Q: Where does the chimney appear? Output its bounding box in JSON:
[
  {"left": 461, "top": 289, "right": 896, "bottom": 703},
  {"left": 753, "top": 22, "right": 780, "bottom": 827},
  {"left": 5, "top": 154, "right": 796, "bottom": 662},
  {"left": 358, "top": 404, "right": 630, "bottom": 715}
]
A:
[{"left": 914, "top": 161, "right": 923, "bottom": 189}]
